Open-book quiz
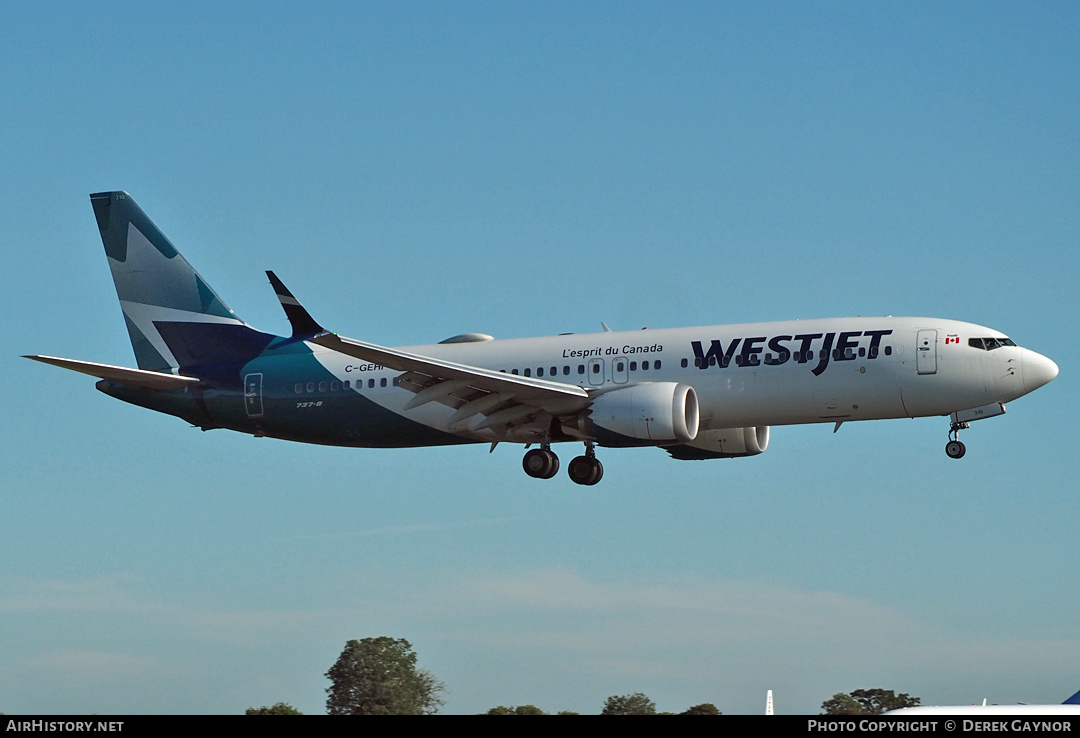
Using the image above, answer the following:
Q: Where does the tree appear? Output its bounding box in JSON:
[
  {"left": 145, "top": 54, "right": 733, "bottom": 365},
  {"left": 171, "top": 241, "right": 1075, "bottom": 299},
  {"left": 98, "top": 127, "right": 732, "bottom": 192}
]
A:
[
  {"left": 821, "top": 689, "right": 920, "bottom": 715},
  {"left": 485, "top": 705, "right": 547, "bottom": 715},
  {"left": 601, "top": 692, "right": 657, "bottom": 715},
  {"left": 680, "top": 703, "right": 721, "bottom": 715},
  {"left": 245, "top": 702, "right": 302, "bottom": 715},
  {"left": 325, "top": 637, "right": 445, "bottom": 715}
]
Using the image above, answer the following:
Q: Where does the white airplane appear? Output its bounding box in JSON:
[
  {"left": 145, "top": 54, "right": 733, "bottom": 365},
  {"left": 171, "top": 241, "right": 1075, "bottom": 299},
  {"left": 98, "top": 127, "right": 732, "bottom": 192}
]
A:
[
  {"left": 884, "top": 689, "right": 1080, "bottom": 715},
  {"left": 26, "top": 192, "right": 1059, "bottom": 485}
]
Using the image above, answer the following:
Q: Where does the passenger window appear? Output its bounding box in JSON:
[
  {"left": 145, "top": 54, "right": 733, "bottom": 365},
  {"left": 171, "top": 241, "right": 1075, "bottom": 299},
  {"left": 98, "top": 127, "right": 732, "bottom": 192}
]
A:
[
  {"left": 858, "top": 347, "right": 865, "bottom": 357},
  {"left": 681, "top": 358, "right": 688, "bottom": 368},
  {"left": 295, "top": 383, "right": 303, "bottom": 394},
  {"left": 344, "top": 380, "right": 350, "bottom": 389},
  {"left": 551, "top": 366, "right": 557, "bottom": 376},
  {"left": 368, "top": 379, "right": 375, "bottom": 388},
  {"left": 306, "top": 382, "right": 315, "bottom": 393},
  {"left": 615, "top": 361, "right": 625, "bottom": 372},
  {"left": 511, "top": 369, "right": 519, "bottom": 375},
  {"left": 380, "top": 378, "right": 387, "bottom": 387},
  {"left": 331, "top": 381, "right": 339, "bottom": 391},
  {"left": 578, "top": 365, "right": 585, "bottom": 374},
  {"left": 643, "top": 361, "right": 650, "bottom": 370},
  {"left": 524, "top": 368, "right": 531, "bottom": 377},
  {"left": 319, "top": 382, "right": 327, "bottom": 392},
  {"left": 654, "top": 360, "right": 661, "bottom": 369},
  {"left": 630, "top": 361, "right": 637, "bottom": 371},
  {"left": 537, "top": 367, "right": 544, "bottom": 377},
  {"left": 884, "top": 346, "right": 893, "bottom": 356},
  {"left": 563, "top": 366, "right": 570, "bottom": 375}
]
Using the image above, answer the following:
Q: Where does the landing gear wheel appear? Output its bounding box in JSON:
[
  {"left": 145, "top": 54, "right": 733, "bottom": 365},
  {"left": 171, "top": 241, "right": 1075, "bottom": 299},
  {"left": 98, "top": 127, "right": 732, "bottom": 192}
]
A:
[
  {"left": 522, "top": 448, "right": 559, "bottom": 479},
  {"left": 568, "top": 455, "right": 603, "bottom": 486},
  {"left": 945, "top": 440, "right": 966, "bottom": 459}
]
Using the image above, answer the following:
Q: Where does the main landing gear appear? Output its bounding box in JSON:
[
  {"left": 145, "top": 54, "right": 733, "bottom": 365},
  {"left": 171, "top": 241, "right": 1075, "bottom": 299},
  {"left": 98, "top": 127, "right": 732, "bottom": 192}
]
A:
[
  {"left": 522, "top": 446, "right": 560, "bottom": 479},
  {"left": 522, "top": 442, "right": 604, "bottom": 485},
  {"left": 945, "top": 421, "right": 969, "bottom": 459}
]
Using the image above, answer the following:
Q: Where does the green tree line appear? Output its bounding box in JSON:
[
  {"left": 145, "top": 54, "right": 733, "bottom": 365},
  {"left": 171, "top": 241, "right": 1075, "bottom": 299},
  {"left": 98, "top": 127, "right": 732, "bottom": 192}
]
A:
[{"left": 245, "top": 636, "right": 917, "bottom": 715}]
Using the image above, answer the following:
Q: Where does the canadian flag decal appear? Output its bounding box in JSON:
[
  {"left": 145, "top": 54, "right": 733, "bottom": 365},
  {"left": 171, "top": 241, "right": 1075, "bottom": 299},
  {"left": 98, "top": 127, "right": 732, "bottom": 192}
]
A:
[{"left": 945, "top": 335, "right": 959, "bottom": 344}]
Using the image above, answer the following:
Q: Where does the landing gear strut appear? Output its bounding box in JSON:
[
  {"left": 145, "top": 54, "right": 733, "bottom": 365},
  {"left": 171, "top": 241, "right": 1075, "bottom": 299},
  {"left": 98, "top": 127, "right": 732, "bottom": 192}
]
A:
[
  {"left": 567, "top": 442, "right": 604, "bottom": 486},
  {"left": 521, "top": 442, "right": 604, "bottom": 485},
  {"left": 522, "top": 445, "right": 560, "bottom": 479},
  {"left": 945, "top": 421, "right": 968, "bottom": 459}
]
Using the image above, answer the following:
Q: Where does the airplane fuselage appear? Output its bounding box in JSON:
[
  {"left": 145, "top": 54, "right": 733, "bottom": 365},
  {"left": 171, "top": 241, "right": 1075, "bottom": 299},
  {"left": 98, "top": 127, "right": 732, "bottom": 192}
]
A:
[{"left": 98, "top": 316, "right": 1049, "bottom": 451}]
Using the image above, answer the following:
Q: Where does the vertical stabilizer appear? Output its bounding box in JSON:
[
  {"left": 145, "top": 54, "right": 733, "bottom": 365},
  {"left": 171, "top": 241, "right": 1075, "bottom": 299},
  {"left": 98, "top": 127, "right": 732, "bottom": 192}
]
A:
[{"left": 90, "top": 192, "right": 267, "bottom": 373}]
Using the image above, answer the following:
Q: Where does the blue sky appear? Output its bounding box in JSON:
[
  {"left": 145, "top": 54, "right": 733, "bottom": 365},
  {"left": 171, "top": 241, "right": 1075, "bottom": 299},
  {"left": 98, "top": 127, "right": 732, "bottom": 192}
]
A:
[{"left": 2, "top": 2, "right": 1078, "bottom": 715}]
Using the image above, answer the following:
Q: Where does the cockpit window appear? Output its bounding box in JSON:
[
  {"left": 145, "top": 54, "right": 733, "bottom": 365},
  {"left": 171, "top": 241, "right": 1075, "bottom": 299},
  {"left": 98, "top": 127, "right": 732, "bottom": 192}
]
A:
[{"left": 969, "top": 336, "right": 1016, "bottom": 351}]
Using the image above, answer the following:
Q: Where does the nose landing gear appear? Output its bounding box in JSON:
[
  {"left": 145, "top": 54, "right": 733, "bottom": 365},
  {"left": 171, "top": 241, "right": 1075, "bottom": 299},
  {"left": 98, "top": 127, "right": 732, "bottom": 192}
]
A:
[
  {"left": 943, "top": 403, "right": 1010, "bottom": 459},
  {"left": 945, "top": 421, "right": 969, "bottom": 459}
]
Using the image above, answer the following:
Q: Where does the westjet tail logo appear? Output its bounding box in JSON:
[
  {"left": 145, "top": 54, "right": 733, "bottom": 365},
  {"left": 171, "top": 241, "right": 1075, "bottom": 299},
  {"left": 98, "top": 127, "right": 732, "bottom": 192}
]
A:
[{"left": 690, "top": 330, "right": 893, "bottom": 377}]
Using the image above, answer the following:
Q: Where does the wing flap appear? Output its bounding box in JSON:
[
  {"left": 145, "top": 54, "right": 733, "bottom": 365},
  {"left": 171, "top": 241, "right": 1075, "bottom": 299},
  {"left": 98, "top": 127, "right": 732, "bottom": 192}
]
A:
[
  {"left": 266, "top": 274, "right": 592, "bottom": 438},
  {"left": 310, "top": 333, "right": 590, "bottom": 407}
]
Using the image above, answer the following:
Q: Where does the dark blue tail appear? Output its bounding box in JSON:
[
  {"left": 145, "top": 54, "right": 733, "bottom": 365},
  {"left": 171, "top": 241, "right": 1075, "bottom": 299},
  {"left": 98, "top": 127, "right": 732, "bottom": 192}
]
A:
[{"left": 91, "top": 192, "right": 275, "bottom": 378}]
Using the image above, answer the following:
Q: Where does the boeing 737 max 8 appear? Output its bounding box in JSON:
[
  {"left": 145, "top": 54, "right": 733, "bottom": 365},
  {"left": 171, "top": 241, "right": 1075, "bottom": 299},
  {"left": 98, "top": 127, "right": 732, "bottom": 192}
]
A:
[{"left": 26, "top": 192, "right": 1059, "bottom": 485}]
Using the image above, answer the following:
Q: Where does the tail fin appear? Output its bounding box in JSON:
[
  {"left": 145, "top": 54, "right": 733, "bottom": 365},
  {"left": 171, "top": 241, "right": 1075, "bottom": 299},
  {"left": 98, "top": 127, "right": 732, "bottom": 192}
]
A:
[{"left": 91, "top": 192, "right": 272, "bottom": 374}]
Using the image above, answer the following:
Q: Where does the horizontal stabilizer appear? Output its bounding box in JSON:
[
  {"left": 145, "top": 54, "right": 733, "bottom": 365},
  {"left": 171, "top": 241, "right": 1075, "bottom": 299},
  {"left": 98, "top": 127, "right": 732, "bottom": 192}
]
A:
[{"left": 23, "top": 355, "right": 200, "bottom": 390}]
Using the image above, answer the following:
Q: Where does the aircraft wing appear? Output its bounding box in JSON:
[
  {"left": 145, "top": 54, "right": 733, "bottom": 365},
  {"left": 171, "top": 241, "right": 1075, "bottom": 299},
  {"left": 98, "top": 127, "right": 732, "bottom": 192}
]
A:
[
  {"left": 270, "top": 271, "right": 591, "bottom": 437},
  {"left": 24, "top": 355, "right": 201, "bottom": 390},
  {"left": 310, "top": 333, "right": 591, "bottom": 424}
]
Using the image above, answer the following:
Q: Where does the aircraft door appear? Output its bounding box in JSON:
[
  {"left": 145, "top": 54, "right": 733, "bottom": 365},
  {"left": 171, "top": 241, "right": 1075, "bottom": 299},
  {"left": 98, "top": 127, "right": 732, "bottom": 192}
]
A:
[
  {"left": 244, "top": 373, "right": 264, "bottom": 417},
  {"left": 916, "top": 330, "right": 937, "bottom": 375},
  {"left": 587, "top": 358, "right": 605, "bottom": 386},
  {"left": 612, "top": 356, "right": 628, "bottom": 384}
]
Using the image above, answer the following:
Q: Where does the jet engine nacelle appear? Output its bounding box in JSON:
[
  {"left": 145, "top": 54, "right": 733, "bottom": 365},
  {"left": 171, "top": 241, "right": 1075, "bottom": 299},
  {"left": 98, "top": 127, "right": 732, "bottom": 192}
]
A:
[
  {"left": 665, "top": 426, "right": 771, "bottom": 460},
  {"left": 588, "top": 382, "right": 699, "bottom": 444}
]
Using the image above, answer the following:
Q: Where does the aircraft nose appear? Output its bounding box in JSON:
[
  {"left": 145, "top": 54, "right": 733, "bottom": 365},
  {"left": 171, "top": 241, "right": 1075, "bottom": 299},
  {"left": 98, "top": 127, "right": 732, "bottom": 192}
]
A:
[{"left": 1021, "top": 349, "right": 1059, "bottom": 393}]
